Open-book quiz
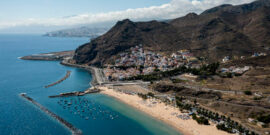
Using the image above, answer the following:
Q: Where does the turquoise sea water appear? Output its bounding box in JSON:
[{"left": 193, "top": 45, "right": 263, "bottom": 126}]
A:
[{"left": 0, "top": 34, "right": 181, "bottom": 135}]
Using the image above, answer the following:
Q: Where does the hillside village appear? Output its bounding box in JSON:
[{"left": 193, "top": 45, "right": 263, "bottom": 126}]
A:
[
  {"left": 104, "top": 45, "right": 201, "bottom": 81},
  {"left": 104, "top": 44, "right": 267, "bottom": 81}
]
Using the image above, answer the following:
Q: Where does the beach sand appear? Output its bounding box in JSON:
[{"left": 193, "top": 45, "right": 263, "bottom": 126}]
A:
[{"left": 99, "top": 86, "right": 231, "bottom": 135}]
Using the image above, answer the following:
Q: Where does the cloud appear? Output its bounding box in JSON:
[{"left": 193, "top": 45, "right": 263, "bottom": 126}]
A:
[{"left": 0, "top": 0, "right": 255, "bottom": 29}]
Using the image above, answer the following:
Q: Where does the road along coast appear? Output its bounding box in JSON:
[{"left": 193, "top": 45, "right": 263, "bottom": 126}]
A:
[{"left": 60, "top": 60, "right": 105, "bottom": 86}]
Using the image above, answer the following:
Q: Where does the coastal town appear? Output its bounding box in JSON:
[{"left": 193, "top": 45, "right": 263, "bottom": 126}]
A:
[
  {"left": 4, "top": 0, "right": 270, "bottom": 135},
  {"left": 21, "top": 44, "right": 270, "bottom": 135},
  {"left": 104, "top": 45, "right": 200, "bottom": 81},
  {"left": 101, "top": 44, "right": 270, "bottom": 135},
  {"left": 104, "top": 44, "right": 266, "bottom": 81}
]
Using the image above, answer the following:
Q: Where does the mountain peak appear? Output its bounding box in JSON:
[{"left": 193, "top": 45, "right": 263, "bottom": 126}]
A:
[
  {"left": 185, "top": 13, "right": 198, "bottom": 18},
  {"left": 116, "top": 19, "right": 133, "bottom": 25},
  {"left": 74, "top": 0, "right": 270, "bottom": 66}
]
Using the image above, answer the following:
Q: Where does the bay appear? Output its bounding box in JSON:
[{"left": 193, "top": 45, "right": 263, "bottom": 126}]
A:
[{"left": 0, "top": 34, "right": 181, "bottom": 135}]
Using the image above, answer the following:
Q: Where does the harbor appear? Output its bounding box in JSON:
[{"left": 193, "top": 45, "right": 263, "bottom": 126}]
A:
[
  {"left": 49, "top": 88, "right": 101, "bottom": 98},
  {"left": 55, "top": 97, "right": 120, "bottom": 121},
  {"left": 20, "top": 93, "right": 82, "bottom": 135}
]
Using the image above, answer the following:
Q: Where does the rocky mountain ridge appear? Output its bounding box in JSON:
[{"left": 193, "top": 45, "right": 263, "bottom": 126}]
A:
[{"left": 74, "top": 0, "right": 270, "bottom": 66}]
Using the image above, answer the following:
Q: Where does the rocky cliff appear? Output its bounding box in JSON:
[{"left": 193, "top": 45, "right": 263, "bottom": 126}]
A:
[{"left": 74, "top": 0, "right": 270, "bottom": 66}]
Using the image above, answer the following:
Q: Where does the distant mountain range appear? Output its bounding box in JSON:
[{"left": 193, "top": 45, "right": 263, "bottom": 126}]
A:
[
  {"left": 74, "top": 0, "right": 270, "bottom": 66},
  {"left": 44, "top": 27, "right": 110, "bottom": 37}
]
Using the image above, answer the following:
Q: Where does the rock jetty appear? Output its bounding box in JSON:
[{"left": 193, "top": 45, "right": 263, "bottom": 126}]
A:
[
  {"left": 45, "top": 71, "right": 71, "bottom": 88},
  {"left": 49, "top": 88, "right": 101, "bottom": 98},
  {"left": 20, "top": 93, "right": 82, "bottom": 135}
]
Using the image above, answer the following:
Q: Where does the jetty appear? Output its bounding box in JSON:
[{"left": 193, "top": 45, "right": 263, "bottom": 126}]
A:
[
  {"left": 49, "top": 88, "right": 101, "bottom": 98},
  {"left": 45, "top": 71, "right": 71, "bottom": 88},
  {"left": 20, "top": 51, "right": 74, "bottom": 61},
  {"left": 20, "top": 93, "right": 82, "bottom": 135}
]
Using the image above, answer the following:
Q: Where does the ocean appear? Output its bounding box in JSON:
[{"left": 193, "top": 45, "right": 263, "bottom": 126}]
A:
[{"left": 0, "top": 34, "right": 181, "bottom": 135}]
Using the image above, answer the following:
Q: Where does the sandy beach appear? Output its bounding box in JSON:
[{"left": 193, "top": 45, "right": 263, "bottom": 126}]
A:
[{"left": 99, "top": 86, "right": 231, "bottom": 135}]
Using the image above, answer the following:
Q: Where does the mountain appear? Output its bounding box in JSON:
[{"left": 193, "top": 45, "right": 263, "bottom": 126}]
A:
[
  {"left": 74, "top": 0, "right": 270, "bottom": 66},
  {"left": 44, "top": 27, "right": 109, "bottom": 37}
]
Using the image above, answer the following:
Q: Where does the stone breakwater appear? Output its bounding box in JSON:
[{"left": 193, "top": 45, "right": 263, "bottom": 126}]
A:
[
  {"left": 49, "top": 88, "right": 101, "bottom": 98},
  {"left": 20, "top": 51, "right": 74, "bottom": 61},
  {"left": 20, "top": 93, "right": 82, "bottom": 135},
  {"left": 45, "top": 71, "right": 71, "bottom": 88}
]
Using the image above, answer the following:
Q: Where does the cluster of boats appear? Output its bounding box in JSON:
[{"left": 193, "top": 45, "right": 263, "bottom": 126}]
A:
[{"left": 57, "top": 97, "right": 119, "bottom": 120}]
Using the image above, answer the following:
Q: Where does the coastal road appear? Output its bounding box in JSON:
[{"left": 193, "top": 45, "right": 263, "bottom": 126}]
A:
[
  {"left": 92, "top": 67, "right": 107, "bottom": 85},
  {"left": 103, "top": 81, "right": 150, "bottom": 86},
  {"left": 60, "top": 60, "right": 107, "bottom": 85}
]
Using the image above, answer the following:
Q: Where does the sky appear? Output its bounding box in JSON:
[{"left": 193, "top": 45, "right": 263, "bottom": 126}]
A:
[{"left": 0, "top": 0, "right": 255, "bottom": 33}]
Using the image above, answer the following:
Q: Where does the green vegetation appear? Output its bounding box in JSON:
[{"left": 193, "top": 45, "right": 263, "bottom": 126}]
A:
[
  {"left": 220, "top": 72, "right": 233, "bottom": 78},
  {"left": 192, "top": 114, "right": 210, "bottom": 125},
  {"left": 244, "top": 90, "right": 252, "bottom": 95},
  {"left": 138, "top": 93, "right": 148, "bottom": 100},
  {"left": 154, "top": 68, "right": 160, "bottom": 72},
  {"left": 257, "top": 114, "right": 270, "bottom": 124},
  {"left": 137, "top": 92, "right": 155, "bottom": 100},
  {"left": 176, "top": 101, "right": 193, "bottom": 111},
  {"left": 253, "top": 96, "right": 263, "bottom": 100},
  {"left": 128, "top": 62, "right": 220, "bottom": 81},
  {"left": 216, "top": 124, "right": 234, "bottom": 133},
  {"left": 176, "top": 96, "right": 192, "bottom": 111},
  {"left": 129, "top": 73, "right": 162, "bottom": 81},
  {"left": 171, "top": 78, "right": 186, "bottom": 83},
  {"left": 147, "top": 92, "right": 155, "bottom": 97},
  {"left": 175, "top": 96, "right": 255, "bottom": 135},
  {"left": 216, "top": 123, "right": 257, "bottom": 135},
  {"left": 115, "top": 65, "right": 136, "bottom": 70}
]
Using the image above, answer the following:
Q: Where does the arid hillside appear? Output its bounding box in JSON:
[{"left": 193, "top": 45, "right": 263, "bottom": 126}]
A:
[{"left": 74, "top": 0, "right": 270, "bottom": 66}]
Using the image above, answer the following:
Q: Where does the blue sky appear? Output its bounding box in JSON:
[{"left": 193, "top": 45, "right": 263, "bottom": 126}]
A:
[{"left": 0, "top": 0, "right": 168, "bottom": 20}]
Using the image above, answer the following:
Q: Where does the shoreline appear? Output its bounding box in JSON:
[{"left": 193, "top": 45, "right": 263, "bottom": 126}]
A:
[
  {"left": 99, "top": 86, "right": 231, "bottom": 135},
  {"left": 60, "top": 61, "right": 231, "bottom": 135},
  {"left": 60, "top": 61, "right": 100, "bottom": 86},
  {"left": 20, "top": 54, "right": 231, "bottom": 135}
]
